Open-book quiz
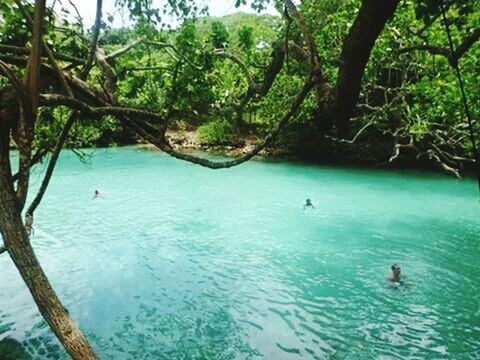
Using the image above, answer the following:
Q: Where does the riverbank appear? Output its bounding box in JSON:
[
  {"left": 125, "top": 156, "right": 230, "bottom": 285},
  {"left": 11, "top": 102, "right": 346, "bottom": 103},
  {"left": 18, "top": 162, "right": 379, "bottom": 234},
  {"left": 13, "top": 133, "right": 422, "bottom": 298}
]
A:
[
  {"left": 138, "top": 129, "right": 292, "bottom": 158},
  {"left": 136, "top": 129, "right": 477, "bottom": 179}
]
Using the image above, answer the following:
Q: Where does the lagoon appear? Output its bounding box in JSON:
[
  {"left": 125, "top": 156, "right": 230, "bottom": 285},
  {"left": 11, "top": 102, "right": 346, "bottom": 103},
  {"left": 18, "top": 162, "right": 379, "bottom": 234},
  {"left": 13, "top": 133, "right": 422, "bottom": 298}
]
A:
[{"left": 1, "top": 147, "right": 479, "bottom": 359}]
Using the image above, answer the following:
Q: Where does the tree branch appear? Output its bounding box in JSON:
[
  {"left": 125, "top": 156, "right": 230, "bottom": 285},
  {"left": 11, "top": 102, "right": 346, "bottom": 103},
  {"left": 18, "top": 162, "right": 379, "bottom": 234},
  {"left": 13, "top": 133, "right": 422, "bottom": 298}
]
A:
[
  {"left": 80, "top": 0, "right": 103, "bottom": 80},
  {"left": 39, "top": 94, "right": 165, "bottom": 131},
  {"left": 105, "top": 39, "right": 144, "bottom": 60},
  {"left": 137, "top": 78, "right": 317, "bottom": 169},
  {"left": 454, "top": 27, "right": 480, "bottom": 62},
  {"left": 12, "top": 146, "right": 50, "bottom": 182},
  {"left": 400, "top": 28, "right": 480, "bottom": 67},
  {"left": 334, "top": 0, "right": 400, "bottom": 135},
  {"left": 0, "top": 44, "right": 84, "bottom": 65},
  {"left": 214, "top": 49, "right": 255, "bottom": 88},
  {"left": 399, "top": 44, "right": 450, "bottom": 57},
  {"left": 27, "top": 113, "right": 77, "bottom": 215},
  {"left": 326, "top": 120, "right": 375, "bottom": 144}
]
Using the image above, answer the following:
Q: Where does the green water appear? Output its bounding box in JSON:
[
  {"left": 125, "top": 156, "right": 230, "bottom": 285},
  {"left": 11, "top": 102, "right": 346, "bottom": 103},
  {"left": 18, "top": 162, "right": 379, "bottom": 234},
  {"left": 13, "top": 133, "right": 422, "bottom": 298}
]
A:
[{"left": 1, "top": 147, "right": 479, "bottom": 359}]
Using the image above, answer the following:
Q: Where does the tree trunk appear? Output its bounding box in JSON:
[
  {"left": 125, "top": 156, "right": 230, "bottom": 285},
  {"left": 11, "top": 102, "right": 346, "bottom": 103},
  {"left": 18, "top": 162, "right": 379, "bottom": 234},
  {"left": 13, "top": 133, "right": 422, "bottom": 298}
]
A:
[
  {"left": 0, "top": 130, "right": 98, "bottom": 359},
  {"left": 333, "top": 0, "right": 400, "bottom": 135}
]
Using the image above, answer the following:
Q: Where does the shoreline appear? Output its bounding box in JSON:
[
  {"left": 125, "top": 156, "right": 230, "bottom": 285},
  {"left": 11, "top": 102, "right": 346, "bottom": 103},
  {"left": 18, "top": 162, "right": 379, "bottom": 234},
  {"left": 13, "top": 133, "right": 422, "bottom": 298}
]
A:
[
  {"left": 135, "top": 131, "right": 478, "bottom": 180},
  {"left": 137, "top": 130, "right": 292, "bottom": 158}
]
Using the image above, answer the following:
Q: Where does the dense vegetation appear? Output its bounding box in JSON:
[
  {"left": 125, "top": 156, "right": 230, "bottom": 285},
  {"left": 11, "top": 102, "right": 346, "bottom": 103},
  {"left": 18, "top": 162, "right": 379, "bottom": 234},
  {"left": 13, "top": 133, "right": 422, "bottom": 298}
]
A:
[
  {"left": 1, "top": 1, "right": 478, "bottom": 175},
  {"left": 0, "top": 0, "right": 479, "bottom": 358}
]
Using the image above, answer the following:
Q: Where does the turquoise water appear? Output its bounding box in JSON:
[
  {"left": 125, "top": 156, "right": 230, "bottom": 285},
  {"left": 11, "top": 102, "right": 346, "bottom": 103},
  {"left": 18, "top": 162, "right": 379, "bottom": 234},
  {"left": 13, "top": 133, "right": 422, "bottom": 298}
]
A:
[{"left": 1, "top": 147, "right": 479, "bottom": 359}]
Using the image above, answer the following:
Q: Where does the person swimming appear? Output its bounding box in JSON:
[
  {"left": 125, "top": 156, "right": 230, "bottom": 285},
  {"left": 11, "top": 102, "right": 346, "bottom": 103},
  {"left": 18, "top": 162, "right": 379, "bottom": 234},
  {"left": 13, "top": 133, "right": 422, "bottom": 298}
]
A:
[
  {"left": 92, "top": 189, "right": 103, "bottom": 199},
  {"left": 303, "top": 198, "right": 315, "bottom": 209},
  {"left": 389, "top": 263, "right": 401, "bottom": 282}
]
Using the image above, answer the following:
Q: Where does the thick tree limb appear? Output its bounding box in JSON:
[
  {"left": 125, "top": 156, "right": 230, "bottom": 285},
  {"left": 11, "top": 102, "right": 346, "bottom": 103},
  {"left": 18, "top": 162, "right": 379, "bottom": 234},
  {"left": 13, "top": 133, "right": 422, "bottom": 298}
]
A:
[
  {"left": 455, "top": 28, "right": 480, "bottom": 61},
  {"left": 39, "top": 70, "right": 314, "bottom": 169},
  {"left": 15, "top": 0, "right": 73, "bottom": 98},
  {"left": 334, "top": 0, "right": 400, "bottom": 135},
  {"left": 400, "top": 28, "right": 480, "bottom": 67},
  {"left": 0, "top": 169, "right": 98, "bottom": 360},
  {"left": 40, "top": 94, "right": 165, "bottom": 128},
  {"left": 136, "top": 79, "right": 317, "bottom": 169},
  {"left": 2, "top": 2, "right": 98, "bottom": 358},
  {"left": 12, "top": 0, "right": 47, "bottom": 210}
]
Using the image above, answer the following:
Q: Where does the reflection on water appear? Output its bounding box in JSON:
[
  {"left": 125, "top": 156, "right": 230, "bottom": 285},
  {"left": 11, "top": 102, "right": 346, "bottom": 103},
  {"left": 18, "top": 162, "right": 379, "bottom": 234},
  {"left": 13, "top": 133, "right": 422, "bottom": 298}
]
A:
[{"left": 1, "top": 148, "right": 479, "bottom": 359}]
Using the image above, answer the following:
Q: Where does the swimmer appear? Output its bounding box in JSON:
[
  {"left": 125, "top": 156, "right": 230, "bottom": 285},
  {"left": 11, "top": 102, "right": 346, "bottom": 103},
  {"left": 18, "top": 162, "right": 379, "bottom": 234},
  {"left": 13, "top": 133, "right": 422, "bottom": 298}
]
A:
[
  {"left": 303, "top": 198, "right": 315, "bottom": 209},
  {"left": 92, "top": 189, "right": 103, "bottom": 199},
  {"left": 389, "top": 263, "right": 401, "bottom": 282}
]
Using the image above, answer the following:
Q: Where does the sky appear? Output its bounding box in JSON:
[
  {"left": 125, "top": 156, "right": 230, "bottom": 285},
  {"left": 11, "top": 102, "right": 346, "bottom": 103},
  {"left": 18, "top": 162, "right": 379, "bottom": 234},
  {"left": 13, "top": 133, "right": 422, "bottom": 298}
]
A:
[{"left": 50, "top": 0, "right": 278, "bottom": 28}]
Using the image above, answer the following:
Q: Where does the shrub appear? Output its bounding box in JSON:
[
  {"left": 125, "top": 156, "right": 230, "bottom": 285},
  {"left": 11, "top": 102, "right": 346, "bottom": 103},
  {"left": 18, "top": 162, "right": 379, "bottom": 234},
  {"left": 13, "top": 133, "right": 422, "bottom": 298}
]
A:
[{"left": 197, "top": 120, "right": 237, "bottom": 145}]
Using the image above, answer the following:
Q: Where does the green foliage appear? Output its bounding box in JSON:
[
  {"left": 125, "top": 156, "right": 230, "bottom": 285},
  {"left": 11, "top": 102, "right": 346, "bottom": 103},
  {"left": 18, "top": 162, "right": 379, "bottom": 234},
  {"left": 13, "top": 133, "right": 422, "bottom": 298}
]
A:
[
  {"left": 237, "top": 25, "right": 254, "bottom": 51},
  {"left": 197, "top": 120, "right": 238, "bottom": 145},
  {"left": 210, "top": 21, "right": 229, "bottom": 48},
  {"left": 1, "top": 0, "right": 478, "bottom": 169}
]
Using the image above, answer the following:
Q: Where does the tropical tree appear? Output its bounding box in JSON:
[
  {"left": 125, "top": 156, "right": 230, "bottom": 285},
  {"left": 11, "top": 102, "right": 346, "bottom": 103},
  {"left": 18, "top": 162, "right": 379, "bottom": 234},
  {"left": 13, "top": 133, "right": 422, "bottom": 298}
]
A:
[{"left": 0, "top": 0, "right": 478, "bottom": 358}]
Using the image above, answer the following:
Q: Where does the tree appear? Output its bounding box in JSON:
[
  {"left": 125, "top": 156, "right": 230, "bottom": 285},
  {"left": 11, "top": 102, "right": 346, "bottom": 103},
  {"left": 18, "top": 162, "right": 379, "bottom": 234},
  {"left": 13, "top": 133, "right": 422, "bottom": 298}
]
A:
[
  {"left": 1, "top": 0, "right": 478, "bottom": 358},
  {"left": 210, "top": 21, "right": 230, "bottom": 49},
  {"left": 238, "top": 25, "right": 254, "bottom": 52}
]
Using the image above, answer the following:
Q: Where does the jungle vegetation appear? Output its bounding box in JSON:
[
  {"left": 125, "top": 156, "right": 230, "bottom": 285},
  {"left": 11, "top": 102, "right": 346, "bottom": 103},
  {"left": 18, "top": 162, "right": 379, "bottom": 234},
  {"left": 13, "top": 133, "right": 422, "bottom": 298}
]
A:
[{"left": 0, "top": 0, "right": 479, "bottom": 358}]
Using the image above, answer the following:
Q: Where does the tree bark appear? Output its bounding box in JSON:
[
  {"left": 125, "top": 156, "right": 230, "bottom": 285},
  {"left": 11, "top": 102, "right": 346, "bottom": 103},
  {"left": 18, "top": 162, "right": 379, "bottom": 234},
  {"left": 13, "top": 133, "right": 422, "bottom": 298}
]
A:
[
  {"left": 333, "top": 0, "right": 400, "bottom": 135},
  {"left": 0, "top": 128, "right": 98, "bottom": 359}
]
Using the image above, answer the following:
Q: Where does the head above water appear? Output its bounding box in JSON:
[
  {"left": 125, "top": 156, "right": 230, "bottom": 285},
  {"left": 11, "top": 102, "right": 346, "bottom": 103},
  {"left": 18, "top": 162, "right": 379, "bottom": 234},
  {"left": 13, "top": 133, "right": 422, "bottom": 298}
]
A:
[
  {"left": 306, "top": 199, "right": 312, "bottom": 205},
  {"left": 391, "top": 263, "right": 401, "bottom": 276}
]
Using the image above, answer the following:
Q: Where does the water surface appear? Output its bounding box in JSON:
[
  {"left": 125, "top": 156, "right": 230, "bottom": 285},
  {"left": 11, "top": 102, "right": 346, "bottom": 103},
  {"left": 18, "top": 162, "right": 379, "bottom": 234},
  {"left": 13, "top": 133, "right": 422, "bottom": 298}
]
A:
[{"left": 1, "top": 147, "right": 479, "bottom": 359}]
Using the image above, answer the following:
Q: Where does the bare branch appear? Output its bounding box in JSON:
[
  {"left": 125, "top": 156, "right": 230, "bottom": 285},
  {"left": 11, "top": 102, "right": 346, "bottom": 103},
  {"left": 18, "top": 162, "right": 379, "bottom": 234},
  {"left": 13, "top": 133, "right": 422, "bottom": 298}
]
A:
[
  {"left": 67, "top": 0, "right": 84, "bottom": 28},
  {"left": 10, "top": 0, "right": 47, "bottom": 210},
  {"left": 0, "top": 61, "right": 25, "bottom": 95},
  {"left": 80, "top": 0, "right": 103, "bottom": 79},
  {"left": 105, "top": 39, "right": 183, "bottom": 64},
  {"left": 214, "top": 49, "right": 256, "bottom": 92},
  {"left": 399, "top": 44, "right": 450, "bottom": 57},
  {"left": 105, "top": 39, "right": 143, "bottom": 60},
  {"left": 454, "top": 28, "right": 480, "bottom": 62},
  {"left": 428, "top": 150, "right": 460, "bottom": 178},
  {"left": 326, "top": 120, "right": 375, "bottom": 144},
  {"left": 27, "top": 113, "right": 77, "bottom": 215},
  {"left": 285, "top": 0, "right": 322, "bottom": 75},
  {"left": 12, "top": 146, "right": 50, "bottom": 182},
  {"left": 118, "top": 66, "right": 172, "bottom": 75}
]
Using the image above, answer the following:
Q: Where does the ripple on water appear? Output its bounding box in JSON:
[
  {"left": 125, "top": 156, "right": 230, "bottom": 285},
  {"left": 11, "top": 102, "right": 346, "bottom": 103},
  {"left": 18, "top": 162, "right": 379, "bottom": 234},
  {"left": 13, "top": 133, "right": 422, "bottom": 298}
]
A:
[{"left": 1, "top": 148, "right": 479, "bottom": 359}]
